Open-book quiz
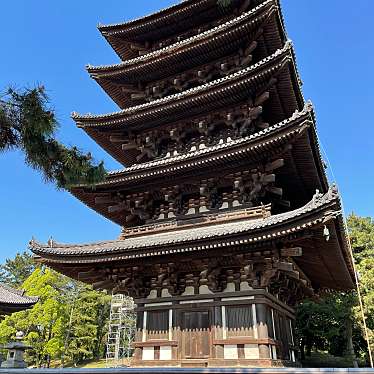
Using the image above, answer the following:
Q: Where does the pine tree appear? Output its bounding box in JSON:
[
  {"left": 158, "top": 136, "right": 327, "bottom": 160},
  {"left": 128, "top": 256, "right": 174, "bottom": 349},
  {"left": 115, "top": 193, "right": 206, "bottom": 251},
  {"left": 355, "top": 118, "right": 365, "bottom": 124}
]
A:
[{"left": 0, "top": 86, "right": 106, "bottom": 189}]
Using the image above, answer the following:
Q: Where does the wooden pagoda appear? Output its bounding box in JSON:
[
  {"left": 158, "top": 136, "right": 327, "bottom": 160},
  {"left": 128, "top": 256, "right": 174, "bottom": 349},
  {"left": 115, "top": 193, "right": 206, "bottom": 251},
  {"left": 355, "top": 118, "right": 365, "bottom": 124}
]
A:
[
  {"left": 0, "top": 284, "right": 37, "bottom": 317},
  {"left": 30, "top": 0, "right": 355, "bottom": 367}
]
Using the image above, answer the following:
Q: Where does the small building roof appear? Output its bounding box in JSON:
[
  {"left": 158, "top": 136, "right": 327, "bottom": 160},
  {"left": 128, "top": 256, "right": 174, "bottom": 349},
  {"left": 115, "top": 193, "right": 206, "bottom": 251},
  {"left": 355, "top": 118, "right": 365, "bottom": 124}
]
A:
[{"left": 0, "top": 284, "right": 38, "bottom": 316}]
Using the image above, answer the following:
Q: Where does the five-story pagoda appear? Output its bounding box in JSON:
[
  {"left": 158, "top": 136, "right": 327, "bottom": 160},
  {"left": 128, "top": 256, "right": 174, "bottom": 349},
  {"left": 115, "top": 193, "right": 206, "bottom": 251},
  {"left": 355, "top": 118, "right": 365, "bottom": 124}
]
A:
[{"left": 31, "top": 0, "right": 355, "bottom": 367}]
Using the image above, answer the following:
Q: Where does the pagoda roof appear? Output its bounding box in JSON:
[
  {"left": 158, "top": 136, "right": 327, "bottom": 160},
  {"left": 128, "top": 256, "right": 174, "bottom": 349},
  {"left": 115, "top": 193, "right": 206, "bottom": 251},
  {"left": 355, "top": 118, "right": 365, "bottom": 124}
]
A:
[
  {"left": 0, "top": 284, "right": 38, "bottom": 316},
  {"left": 89, "top": 0, "right": 285, "bottom": 108},
  {"left": 75, "top": 42, "right": 300, "bottom": 127},
  {"left": 30, "top": 186, "right": 355, "bottom": 291},
  {"left": 69, "top": 103, "right": 328, "bottom": 226},
  {"left": 98, "top": 0, "right": 243, "bottom": 61},
  {"left": 75, "top": 43, "right": 303, "bottom": 166}
]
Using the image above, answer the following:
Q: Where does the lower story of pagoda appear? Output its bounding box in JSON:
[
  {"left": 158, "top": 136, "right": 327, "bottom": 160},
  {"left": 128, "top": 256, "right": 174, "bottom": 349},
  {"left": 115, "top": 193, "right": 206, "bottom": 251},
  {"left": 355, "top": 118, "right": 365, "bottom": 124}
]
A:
[
  {"left": 30, "top": 187, "right": 355, "bottom": 368},
  {"left": 132, "top": 288, "right": 297, "bottom": 367}
]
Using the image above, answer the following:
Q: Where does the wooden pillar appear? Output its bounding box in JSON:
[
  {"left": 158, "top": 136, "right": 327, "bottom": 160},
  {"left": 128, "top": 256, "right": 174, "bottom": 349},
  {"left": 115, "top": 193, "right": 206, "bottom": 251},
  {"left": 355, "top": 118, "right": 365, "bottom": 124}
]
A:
[{"left": 256, "top": 303, "right": 271, "bottom": 359}]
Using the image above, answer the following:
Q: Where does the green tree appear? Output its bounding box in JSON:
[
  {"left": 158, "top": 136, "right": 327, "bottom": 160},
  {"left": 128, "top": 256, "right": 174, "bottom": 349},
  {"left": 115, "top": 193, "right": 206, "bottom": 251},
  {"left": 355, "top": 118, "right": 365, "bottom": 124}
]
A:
[
  {"left": 0, "top": 267, "right": 69, "bottom": 367},
  {"left": 347, "top": 214, "right": 374, "bottom": 362},
  {"left": 296, "top": 293, "right": 357, "bottom": 359},
  {"left": 296, "top": 213, "right": 374, "bottom": 366},
  {"left": 0, "top": 251, "right": 36, "bottom": 287},
  {"left": 0, "top": 262, "right": 111, "bottom": 368},
  {"left": 64, "top": 287, "right": 110, "bottom": 366},
  {"left": 0, "top": 86, "right": 105, "bottom": 188}
]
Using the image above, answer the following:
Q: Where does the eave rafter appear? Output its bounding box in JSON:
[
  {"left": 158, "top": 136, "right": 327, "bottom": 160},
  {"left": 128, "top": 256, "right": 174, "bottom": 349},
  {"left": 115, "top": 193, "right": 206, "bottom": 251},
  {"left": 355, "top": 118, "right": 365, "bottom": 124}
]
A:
[
  {"left": 65, "top": 103, "right": 328, "bottom": 228},
  {"left": 89, "top": 0, "right": 284, "bottom": 108},
  {"left": 98, "top": 0, "right": 248, "bottom": 61},
  {"left": 74, "top": 43, "right": 300, "bottom": 127},
  {"left": 74, "top": 43, "right": 303, "bottom": 167},
  {"left": 29, "top": 187, "right": 355, "bottom": 291}
]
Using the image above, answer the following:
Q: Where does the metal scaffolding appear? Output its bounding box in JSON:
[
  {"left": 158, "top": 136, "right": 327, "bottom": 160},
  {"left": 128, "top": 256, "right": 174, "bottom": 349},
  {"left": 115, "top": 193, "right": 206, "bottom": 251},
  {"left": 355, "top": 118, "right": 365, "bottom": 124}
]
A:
[{"left": 106, "top": 294, "right": 136, "bottom": 367}]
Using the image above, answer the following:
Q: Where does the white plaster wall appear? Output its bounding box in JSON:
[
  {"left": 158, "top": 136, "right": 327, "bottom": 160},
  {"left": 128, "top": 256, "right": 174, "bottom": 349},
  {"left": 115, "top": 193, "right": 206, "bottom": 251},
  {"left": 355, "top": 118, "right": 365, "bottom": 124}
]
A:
[
  {"left": 142, "top": 347, "right": 154, "bottom": 360},
  {"left": 224, "top": 344, "right": 238, "bottom": 359},
  {"left": 244, "top": 344, "right": 259, "bottom": 359},
  {"left": 160, "top": 346, "right": 172, "bottom": 360}
]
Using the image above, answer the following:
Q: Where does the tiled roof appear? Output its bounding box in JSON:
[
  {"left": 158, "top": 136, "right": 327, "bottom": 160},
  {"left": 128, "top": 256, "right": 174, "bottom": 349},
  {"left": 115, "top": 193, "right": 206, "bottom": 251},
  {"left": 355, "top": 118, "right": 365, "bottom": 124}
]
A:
[
  {"left": 72, "top": 41, "right": 300, "bottom": 126},
  {"left": 67, "top": 104, "right": 328, "bottom": 228},
  {"left": 74, "top": 102, "right": 318, "bottom": 190},
  {"left": 107, "top": 102, "right": 314, "bottom": 177},
  {"left": 30, "top": 186, "right": 355, "bottom": 290},
  {"left": 0, "top": 284, "right": 38, "bottom": 307},
  {"left": 30, "top": 186, "right": 340, "bottom": 258},
  {"left": 98, "top": 0, "right": 204, "bottom": 34},
  {"left": 89, "top": 0, "right": 278, "bottom": 74}
]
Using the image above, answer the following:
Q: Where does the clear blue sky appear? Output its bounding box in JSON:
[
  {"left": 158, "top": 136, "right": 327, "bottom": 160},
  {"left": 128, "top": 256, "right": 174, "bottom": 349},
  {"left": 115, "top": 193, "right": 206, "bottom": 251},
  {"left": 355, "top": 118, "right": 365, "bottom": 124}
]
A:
[{"left": 1, "top": 1, "right": 373, "bottom": 264}]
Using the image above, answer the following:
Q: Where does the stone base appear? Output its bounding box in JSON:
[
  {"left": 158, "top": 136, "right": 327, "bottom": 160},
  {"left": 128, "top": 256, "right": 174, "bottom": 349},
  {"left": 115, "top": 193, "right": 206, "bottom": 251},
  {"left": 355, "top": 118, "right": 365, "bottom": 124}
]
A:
[{"left": 1, "top": 359, "right": 27, "bottom": 368}]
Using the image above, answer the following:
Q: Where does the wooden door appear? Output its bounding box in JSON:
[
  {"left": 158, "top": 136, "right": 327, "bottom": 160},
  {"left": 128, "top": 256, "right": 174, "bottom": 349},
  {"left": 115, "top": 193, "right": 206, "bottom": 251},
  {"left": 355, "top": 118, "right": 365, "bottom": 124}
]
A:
[{"left": 181, "top": 310, "right": 210, "bottom": 359}]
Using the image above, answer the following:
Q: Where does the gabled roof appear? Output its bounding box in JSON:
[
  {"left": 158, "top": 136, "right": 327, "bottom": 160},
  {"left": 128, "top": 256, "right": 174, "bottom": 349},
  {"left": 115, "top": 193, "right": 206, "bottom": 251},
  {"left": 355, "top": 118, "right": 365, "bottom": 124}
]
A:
[
  {"left": 29, "top": 187, "right": 355, "bottom": 291},
  {"left": 98, "top": 0, "right": 242, "bottom": 61},
  {"left": 0, "top": 284, "right": 38, "bottom": 316},
  {"left": 89, "top": 0, "right": 284, "bottom": 108}
]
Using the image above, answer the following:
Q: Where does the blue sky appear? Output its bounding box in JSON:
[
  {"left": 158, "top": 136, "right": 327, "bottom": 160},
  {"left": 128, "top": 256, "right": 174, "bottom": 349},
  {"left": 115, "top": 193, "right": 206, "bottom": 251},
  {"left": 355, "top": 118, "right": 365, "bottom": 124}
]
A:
[{"left": 1, "top": 1, "right": 373, "bottom": 263}]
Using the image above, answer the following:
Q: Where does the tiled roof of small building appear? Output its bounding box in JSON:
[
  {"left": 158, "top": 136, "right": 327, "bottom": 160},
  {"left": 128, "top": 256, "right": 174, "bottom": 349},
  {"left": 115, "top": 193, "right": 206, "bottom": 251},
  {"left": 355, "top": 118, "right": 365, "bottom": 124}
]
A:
[{"left": 0, "top": 284, "right": 38, "bottom": 315}]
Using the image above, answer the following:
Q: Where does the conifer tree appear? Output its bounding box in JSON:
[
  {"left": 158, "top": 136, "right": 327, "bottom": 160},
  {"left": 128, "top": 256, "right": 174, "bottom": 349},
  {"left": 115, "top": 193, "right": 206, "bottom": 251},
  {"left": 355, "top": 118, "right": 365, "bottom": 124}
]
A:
[{"left": 0, "top": 86, "right": 106, "bottom": 189}]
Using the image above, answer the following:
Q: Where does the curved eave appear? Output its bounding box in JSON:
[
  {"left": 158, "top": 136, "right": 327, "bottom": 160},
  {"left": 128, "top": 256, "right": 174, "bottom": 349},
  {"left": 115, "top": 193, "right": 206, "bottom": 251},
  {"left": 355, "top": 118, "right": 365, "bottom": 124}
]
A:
[
  {"left": 74, "top": 44, "right": 299, "bottom": 127},
  {"left": 0, "top": 284, "right": 38, "bottom": 315},
  {"left": 29, "top": 188, "right": 355, "bottom": 291},
  {"left": 75, "top": 45, "right": 304, "bottom": 167},
  {"left": 68, "top": 106, "right": 327, "bottom": 226},
  {"left": 90, "top": 0, "right": 284, "bottom": 108},
  {"left": 0, "top": 302, "right": 37, "bottom": 316},
  {"left": 98, "top": 0, "right": 240, "bottom": 61}
]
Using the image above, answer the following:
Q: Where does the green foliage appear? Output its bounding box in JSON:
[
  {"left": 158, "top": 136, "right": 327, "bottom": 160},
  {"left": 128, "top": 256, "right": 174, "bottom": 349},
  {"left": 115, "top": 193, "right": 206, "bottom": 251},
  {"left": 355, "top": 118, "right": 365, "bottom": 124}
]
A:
[
  {"left": 0, "top": 266, "right": 110, "bottom": 368},
  {"left": 0, "top": 86, "right": 106, "bottom": 189},
  {"left": 347, "top": 214, "right": 374, "bottom": 358},
  {"left": 0, "top": 251, "right": 36, "bottom": 287},
  {"left": 296, "top": 293, "right": 360, "bottom": 358},
  {"left": 64, "top": 286, "right": 110, "bottom": 366},
  {"left": 0, "top": 268, "right": 68, "bottom": 367},
  {"left": 296, "top": 213, "right": 374, "bottom": 366}
]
